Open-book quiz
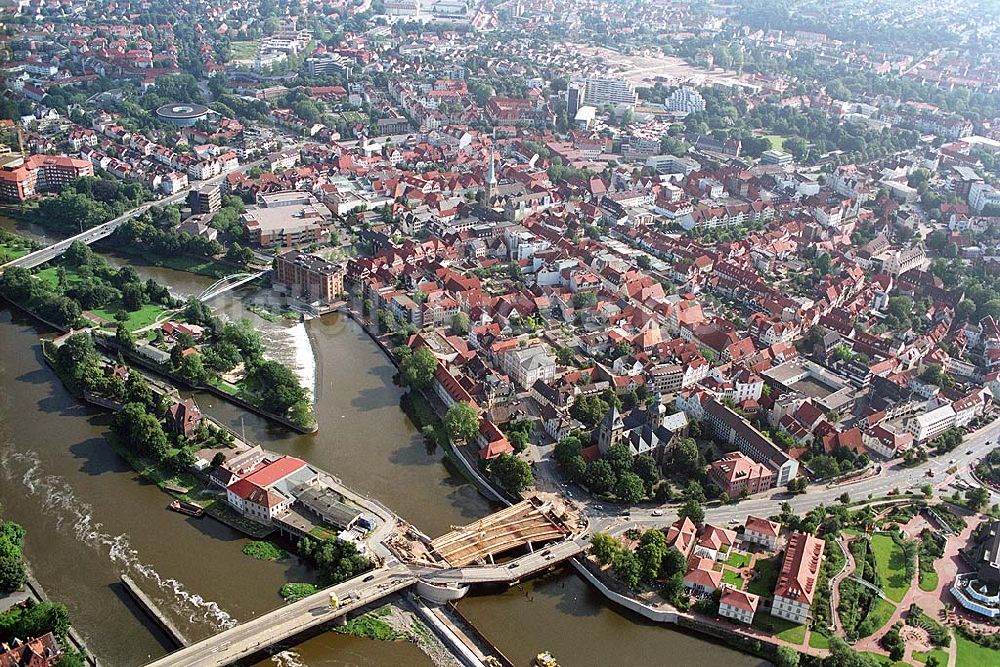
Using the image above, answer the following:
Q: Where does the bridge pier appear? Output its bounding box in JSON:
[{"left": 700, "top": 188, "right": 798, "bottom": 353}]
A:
[{"left": 332, "top": 615, "right": 348, "bottom": 627}]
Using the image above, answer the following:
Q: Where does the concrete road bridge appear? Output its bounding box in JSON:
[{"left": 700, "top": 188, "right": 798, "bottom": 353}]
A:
[{"left": 144, "top": 496, "right": 587, "bottom": 667}]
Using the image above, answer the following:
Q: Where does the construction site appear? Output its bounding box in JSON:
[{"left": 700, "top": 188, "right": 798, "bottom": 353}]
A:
[{"left": 427, "top": 494, "right": 583, "bottom": 567}]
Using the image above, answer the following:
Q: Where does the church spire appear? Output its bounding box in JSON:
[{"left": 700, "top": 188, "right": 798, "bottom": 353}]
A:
[{"left": 484, "top": 144, "right": 497, "bottom": 204}]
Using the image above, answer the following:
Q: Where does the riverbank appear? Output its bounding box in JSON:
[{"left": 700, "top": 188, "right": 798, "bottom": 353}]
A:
[
  {"left": 0, "top": 290, "right": 318, "bottom": 433},
  {"left": 20, "top": 563, "right": 98, "bottom": 666}
]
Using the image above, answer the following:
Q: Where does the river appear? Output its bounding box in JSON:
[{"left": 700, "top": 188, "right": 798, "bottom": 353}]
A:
[{"left": 0, "top": 216, "right": 765, "bottom": 667}]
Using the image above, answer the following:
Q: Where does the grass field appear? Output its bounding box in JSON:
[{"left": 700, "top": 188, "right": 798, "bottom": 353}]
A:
[
  {"left": 956, "top": 635, "right": 999, "bottom": 667},
  {"left": 0, "top": 242, "right": 30, "bottom": 263},
  {"left": 919, "top": 569, "right": 939, "bottom": 592},
  {"left": 747, "top": 555, "right": 780, "bottom": 596},
  {"left": 862, "top": 652, "right": 909, "bottom": 667},
  {"left": 722, "top": 568, "right": 744, "bottom": 589},
  {"left": 859, "top": 599, "right": 897, "bottom": 638},
  {"left": 725, "top": 551, "right": 751, "bottom": 568},
  {"left": 809, "top": 631, "right": 830, "bottom": 649},
  {"left": 763, "top": 135, "right": 788, "bottom": 151},
  {"left": 229, "top": 40, "right": 260, "bottom": 59},
  {"left": 752, "top": 613, "right": 805, "bottom": 645},
  {"left": 91, "top": 303, "right": 168, "bottom": 332},
  {"left": 871, "top": 534, "right": 911, "bottom": 602},
  {"left": 913, "top": 648, "right": 949, "bottom": 665}
]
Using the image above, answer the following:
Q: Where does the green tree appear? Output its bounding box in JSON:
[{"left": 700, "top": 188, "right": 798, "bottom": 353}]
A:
[
  {"left": 400, "top": 346, "right": 437, "bottom": 389},
  {"left": 488, "top": 453, "right": 533, "bottom": 493},
  {"left": 586, "top": 459, "right": 616, "bottom": 495},
  {"left": 823, "top": 637, "right": 882, "bottom": 667},
  {"left": 0, "top": 531, "right": 24, "bottom": 594},
  {"left": 605, "top": 442, "right": 633, "bottom": 477},
  {"left": 775, "top": 646, "right": 800, "bottom": 667},
  {"left": 589, "top": 532, "right": 622, "bottom": 565},
  {"left": 112, "top": 402, "right": 169, "bottom": 461},
  {"left": 613, "top": 550, "right": 641, "bottom": 589},
  {"left": 678, "top": 499, "right": 705, "bottom": 526},
  {"left": 554, "top": 436, "right": 582, "bottom": 465},
  {"left": 445, "top": 401, "right": 479, "bottom": 443},
  {"left": 636, "top": 529, "right": 667, "bottom": 581},
  {"left": 966, "top": 486, "right": 990, "bottom": 512},
  {"left": 451, "top": 311, "right": 470, "bottom": 335},
  {"left": 632, "top": 454, "right": 660, "bottom": 487},
  {"left": 615, "top": 472, "right": 646, "bottom": 504},
  {"left": 674, "top": 437, "right": 701, "bottom": 475}
]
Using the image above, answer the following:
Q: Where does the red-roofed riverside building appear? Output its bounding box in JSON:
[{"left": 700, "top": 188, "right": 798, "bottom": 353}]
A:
[
  {"left": 0, "top": 632, "right": 62, "bottom": 666},
  {"left": 0, "top": 155, "right": 94, "bottom": 202},
  {"left": 665, "top": 517, "right": 698, "bottom": 557},
  {"left": 772, "top": 531, "right": 825, "bottom": 623},
  {"left": 165, "top": 398, "right": 202, "bottom": 438},
  {"left": 684, "top": 557, "right": 723, "bottom": 595},
  {"left": 225, "top": 456, "right": 313, "bottom": 524},
  {"left": 719, "top": 585, "right": 759, "bottom": 625}
]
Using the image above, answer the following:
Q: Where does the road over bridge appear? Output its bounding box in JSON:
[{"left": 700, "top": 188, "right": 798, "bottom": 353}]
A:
[
  {"left": 1, "top": 152, "right": 281, "bottom": 273},
  {"left": 144, "top": 564, "right": 416, "bottom": 667}
]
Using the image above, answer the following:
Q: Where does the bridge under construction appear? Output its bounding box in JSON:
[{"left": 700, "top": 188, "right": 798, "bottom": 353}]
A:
[{"left": 430, "top": 496, "right": 577, "bottom": 566}]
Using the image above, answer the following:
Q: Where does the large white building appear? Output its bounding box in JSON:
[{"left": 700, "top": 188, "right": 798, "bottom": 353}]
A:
[
  {"left": 578, "top": 77, "right": 638, "bottom": 108},
  {"left": 970, "top": 181, "right": 1000, "bottom": 213},
  {"left": 665, "top": 86, "right": 706, "bottom": 114}
]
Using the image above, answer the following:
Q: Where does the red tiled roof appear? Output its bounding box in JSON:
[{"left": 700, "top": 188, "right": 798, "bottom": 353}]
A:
[
  {"left": 774, "top": 531, "right": 825, "bottom": 605},
  {"left": 245, "top": 456, "right": 304, "bottom": 486},
  {"left": 720, "top": 585, "right": 760, "bottom": 613},
  {"left": 745, "top": 515, "right": 781, "bottom": 537}
]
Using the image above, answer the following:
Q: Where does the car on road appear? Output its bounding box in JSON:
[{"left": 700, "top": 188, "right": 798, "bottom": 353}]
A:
[
  {"left": 651, "top": 509, "right": 664, "bottom": 517},
  {"left": 508, "top": 562, "right": 519, "bottom": 569},
  {"left": 926, "top": 469, "right": 936, "bottom": 477},
  {"left": 362, "top": 574, "right": 375, "bottom": 583},
  {"left": 966, "top": 450, "right": 974, "bottom": 455}
]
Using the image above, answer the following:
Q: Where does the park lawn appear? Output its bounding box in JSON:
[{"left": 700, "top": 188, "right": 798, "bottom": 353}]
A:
[
  {"left": 722, "top": 568, "right": 744, "bottom": 589},
  {"left": 726, "top": 551, "right": 751, "bottom": 568},
  {"left": 870, "top": 534, "right": 911, "bottom": 602},
  {"left": 763, "top": 135, "right": 787, "bottom": 151},
  {"left": 862, "top": 652, "right": 909, "bottom": 667},
  {"left": 956, "top": 635, "right": 1000, "bottom": 667},
  {"left": 746, "top": 555, "right": 780, "bottom": 596},
  {"left": 752, "top": 613, "right": 805, "bottom": 645},
  {"left": 229, "top": 40, "right": 260, "bottom": 59},
  {"left": 919, "top": 569, "right": 939, "bottom": 592},
  {"left": 135, "top": 252, "right": 226, "bottom": 278},
  {"left": 809, "top": 631, "right": 830, "bottom": 649},
  {"left": 35, "top": 266, "right": 84, "bottom": 290},
  {"left": 859, "top": 599, "right": 897, "bottom": 638},
  {"left": 913, "top": 648, "right": 949, "bottom": 665},
  {"left": 92, "top": 302, "right": 168, "bottom": 332},
  {"left": 0, "top": 243, "right": 30, "bottom": 263}
]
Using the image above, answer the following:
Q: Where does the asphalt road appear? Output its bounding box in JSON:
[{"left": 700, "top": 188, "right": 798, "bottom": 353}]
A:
[{"left": 588, "top": 415, "right": 1000, "bottom": 534}]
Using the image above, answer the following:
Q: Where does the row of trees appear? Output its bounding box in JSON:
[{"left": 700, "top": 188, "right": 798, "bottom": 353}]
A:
[
  {"left": 297, "top": 536, "right": 372, "bottom": 587},
  {"left": 35, "top": 174, "right": 149, "bottom": 233},
  {"left": 589, "top": 530, "right": 688, "bottom": 603},
  {"left": 554, "top": 437, "right": 659, "bottom": 505}
]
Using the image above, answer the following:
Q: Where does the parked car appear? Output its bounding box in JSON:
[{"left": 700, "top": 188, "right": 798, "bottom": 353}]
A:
[{"left": 651, "top": 509, "right": 664, "bottom": 517}]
